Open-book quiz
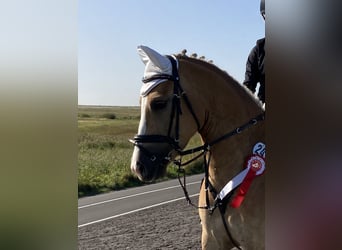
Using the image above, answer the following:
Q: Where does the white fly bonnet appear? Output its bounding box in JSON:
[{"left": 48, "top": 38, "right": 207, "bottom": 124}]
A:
[{"left": 137, "top": 45, "right": 177, "bottom": 96}]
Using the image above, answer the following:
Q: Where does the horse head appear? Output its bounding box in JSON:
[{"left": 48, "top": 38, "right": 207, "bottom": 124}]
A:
[{"left": 130, "top": 46, "right": 200, "bottom": 182}]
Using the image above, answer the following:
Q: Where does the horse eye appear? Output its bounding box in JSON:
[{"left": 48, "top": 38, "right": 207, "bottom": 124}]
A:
[{"left": 151, "top": 100, "right": 168, "bottom": 111}]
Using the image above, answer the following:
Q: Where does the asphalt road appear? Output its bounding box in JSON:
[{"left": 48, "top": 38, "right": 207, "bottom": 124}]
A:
[{"left": 78, "top": 174, "right": 203, "bottom": 228}]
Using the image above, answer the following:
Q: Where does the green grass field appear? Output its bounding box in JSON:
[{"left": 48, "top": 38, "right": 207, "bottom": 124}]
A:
[{"left": 78, "top": 105, "right": 204, "bottom": 197}]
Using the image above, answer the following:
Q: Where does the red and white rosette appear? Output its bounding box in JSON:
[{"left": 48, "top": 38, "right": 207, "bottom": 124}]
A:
[
  {"left": 246, "top": 154, "right": 265, "bottom": 175},
  {"left": 230, "top": 154, "right": 265, "bottom": 208}
]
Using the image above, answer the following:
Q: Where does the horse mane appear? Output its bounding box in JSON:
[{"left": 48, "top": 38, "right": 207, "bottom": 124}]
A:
[{"left": 174, "top": 50, "right": 263, "bottom": 107}]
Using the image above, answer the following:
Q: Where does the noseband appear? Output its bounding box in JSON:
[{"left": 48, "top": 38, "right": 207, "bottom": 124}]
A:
[{"left": 129, "top": 55, "right": 201, "bottom": 163}]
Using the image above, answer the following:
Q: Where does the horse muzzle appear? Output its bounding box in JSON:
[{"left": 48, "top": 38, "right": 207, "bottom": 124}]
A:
[{"left": 130, "top": 140, "right": 173, "bottom": 182}]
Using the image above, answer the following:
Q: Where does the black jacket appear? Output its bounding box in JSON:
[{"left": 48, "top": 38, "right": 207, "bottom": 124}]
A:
[{"left": 243, "top": 38, "right": 265, "bottom": 103}]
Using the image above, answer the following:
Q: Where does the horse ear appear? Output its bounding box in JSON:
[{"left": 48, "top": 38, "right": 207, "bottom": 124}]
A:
[{"left": 137, "top": 45, "right": 172, "bottom": 74}]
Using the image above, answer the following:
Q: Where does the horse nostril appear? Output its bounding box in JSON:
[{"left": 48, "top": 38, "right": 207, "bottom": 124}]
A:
[
  {"left": 136, "top": 161, "right": 155, "bottom": 182},
  {"left": 136, "top": 161, "right": 145, "bottom": 177}
]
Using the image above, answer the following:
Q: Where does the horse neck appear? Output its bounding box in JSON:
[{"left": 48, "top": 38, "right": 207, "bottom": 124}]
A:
[{"left": 180, "top": 58, "right": 264, "bottom": 190}]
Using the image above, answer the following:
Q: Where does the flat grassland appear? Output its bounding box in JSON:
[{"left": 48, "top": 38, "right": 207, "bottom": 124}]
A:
[{"left": 78, "top": 105, "right": 203, "bottom": 197}]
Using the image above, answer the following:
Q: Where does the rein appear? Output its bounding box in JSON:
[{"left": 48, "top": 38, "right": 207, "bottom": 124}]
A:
[
  {"left": 176, "top": 113, "right": 265, "bottom": 208},
  {"left": 130, "top": 55, "right": 264, "bottom": 250}
]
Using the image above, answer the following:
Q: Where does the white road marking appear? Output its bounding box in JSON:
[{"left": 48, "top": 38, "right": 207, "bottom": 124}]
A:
[
  {"left": 78, "top": 180, "right": 201, "bottom": 209},
  {"left": 78, "top": 193, "right": 199, "bottom": 228}
]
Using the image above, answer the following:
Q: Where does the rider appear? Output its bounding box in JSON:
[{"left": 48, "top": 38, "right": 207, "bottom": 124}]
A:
[{"left": 243, "top": 0, "right": 265, "bottom": 104}]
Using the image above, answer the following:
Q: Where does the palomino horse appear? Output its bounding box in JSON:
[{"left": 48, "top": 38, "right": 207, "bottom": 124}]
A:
[{"left": 130, "top": 45, "right": 265, "bottom": 250}]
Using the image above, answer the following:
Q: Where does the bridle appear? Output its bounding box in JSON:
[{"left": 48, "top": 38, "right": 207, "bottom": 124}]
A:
[
  {"left": 130, "top": 55, "right": 265, "bottom": 250},
  {"left": 129, "top": 55, "right": 201, "bottom": 166}
]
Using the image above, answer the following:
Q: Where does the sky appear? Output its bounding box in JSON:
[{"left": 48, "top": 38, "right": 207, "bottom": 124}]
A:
[{"left": 78, "top": 0, "right": 265, "bottom": 106}]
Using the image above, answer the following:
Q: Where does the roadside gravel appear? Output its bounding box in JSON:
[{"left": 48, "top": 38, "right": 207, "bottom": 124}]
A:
[{"left": 78, "top": 197, "right": 202, "bottom": 250}]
